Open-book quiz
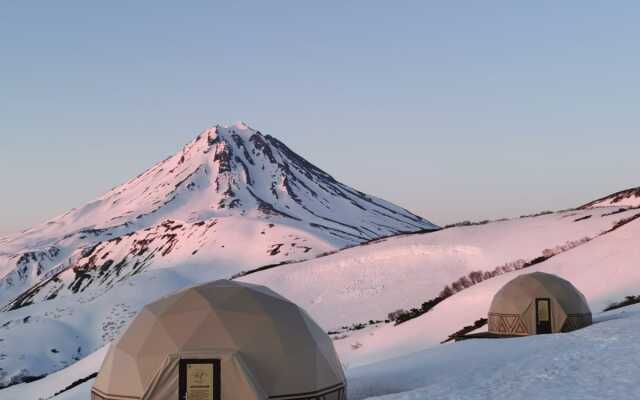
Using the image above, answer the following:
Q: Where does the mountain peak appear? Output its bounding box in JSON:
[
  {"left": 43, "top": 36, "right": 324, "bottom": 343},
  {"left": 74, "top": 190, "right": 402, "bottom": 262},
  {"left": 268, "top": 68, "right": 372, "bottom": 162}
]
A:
[
  {"left": 2, "top": 124, "right": 438, "bottom": 254},
  {"left": 0, "top": 123, "right": 438, "bottom": 386},
  {"left": 232, "top": 121, "right": 252, "bottom": 130},
  {"left": 190, "top": 123, "right": 256, "bottom": 151}
]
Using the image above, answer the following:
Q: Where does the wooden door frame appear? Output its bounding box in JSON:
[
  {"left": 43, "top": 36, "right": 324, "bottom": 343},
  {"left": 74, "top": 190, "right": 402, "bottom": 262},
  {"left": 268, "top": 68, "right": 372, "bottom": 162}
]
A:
[{"left": 535, "top": 298, "right": 552, "bottom": 334}]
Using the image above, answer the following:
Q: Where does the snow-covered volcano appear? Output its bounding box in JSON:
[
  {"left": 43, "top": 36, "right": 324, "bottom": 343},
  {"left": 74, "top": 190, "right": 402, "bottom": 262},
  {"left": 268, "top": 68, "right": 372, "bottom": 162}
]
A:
[
  {"left": 1, "top": 122, "right": 433, "bottom": 248},
  {"left": 0, "top": 123, "right": 436, "bottom": 309},
  {"left": 0, "top": 123, "right": 437, "bottom": 389}
]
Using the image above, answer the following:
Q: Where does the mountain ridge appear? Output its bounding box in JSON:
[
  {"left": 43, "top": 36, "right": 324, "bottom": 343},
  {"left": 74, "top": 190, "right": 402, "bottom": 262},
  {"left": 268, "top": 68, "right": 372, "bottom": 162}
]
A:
[
  {"left": 0, "top": 123, "right": 437, "bottom": 310},
  {"left": 579, "top": 186, "right": 640, "bottom": 209}
]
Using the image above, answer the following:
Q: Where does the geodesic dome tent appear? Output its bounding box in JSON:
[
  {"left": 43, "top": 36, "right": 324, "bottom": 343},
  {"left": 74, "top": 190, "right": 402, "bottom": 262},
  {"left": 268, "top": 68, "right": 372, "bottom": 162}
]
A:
[
  {"left": 488, "top": 272, "right": 592, "bottom": 336},
  {"left": 91, "top": 280, "right": 346, "bottom": 400}
]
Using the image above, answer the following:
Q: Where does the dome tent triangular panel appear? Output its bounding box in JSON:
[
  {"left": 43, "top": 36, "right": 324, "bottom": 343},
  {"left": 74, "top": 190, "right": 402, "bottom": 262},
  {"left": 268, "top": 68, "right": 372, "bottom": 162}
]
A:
[
  {"left": 488, "top": 272, "right": 592, "bottom": 336},
  {"left": 91, "top": 280, "right": 347, "bottom": 400}
]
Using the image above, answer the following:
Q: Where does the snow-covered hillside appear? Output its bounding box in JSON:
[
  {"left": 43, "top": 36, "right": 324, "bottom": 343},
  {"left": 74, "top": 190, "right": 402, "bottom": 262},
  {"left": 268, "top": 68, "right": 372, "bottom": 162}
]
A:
[
  {"left": 580, "top": 186, "right": 640, "bottom": 209},
  {"left": 2, "top": 195, "right": 640, "bottom": 400},
  {"left": 3, "top": 203, "right": 639, "bottom": 398},
  {"left": 329, "top": 209, "right": 640, "bottom": 368},
  {"left": 0, "top": 123, "right": 436, "bottom": 389},
  {"left": 6, "top": 278, "right": 640, "bottom": 400},
  {"left": 240, "top": 207, "right": 640, "bottom": 331}
]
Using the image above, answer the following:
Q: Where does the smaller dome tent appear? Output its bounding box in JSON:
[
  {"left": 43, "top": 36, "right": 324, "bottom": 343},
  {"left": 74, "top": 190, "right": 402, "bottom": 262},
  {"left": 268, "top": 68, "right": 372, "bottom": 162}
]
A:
[
  {"left": 488, "top": 272, "right": 592, "bottom": 336},
  {"left": 91, "top": 280, "right": 346, "bottom": 400}
]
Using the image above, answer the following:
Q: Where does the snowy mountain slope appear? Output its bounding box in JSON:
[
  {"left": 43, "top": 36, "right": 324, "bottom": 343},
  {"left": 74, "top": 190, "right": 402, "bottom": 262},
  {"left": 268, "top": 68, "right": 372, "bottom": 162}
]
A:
[
  {"left": 2, "top": 199, "right": 640, "bottom": 398},
  {"left": 332, "top": 210, "right": 640, "bottom": 367},
  {"left": 1, "top": 205, "right": 623, "bottom": 391},
  {"left": 0, "top": 251, "right": 358, "bottom": 393},
  {"left": 1, "top": 218, "right": 332, "bottom": 312},
  {"left": 239, "top": 207, "right": 640, "bottom": 330},
  {"left": 0, "top": 258, "right": 253, "bottom": 394},
  {"left": 0, "top": 123, "right": 436, "bottom": 389},
  {"left": 0, "top": 122, "right": 436, "bottom": 307},
  {"left": 580, "top": 186, "right": 640, "bottom": 209},
  {"left": 1, "top": 122, "right": 432, "bottom": 249},
  {"left": 0, "top": 345, "right": 108, "bottom": 400},
  {"left": 0, "top": 203, "right": 634, "bottom": 391}
]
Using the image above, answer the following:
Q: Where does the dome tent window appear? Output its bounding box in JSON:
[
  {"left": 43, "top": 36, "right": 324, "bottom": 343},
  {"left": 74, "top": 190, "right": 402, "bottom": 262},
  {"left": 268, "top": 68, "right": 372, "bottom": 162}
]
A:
[
  {"left": 488, "top": 272, "right": 592, "bottom": 336},
  {"left": 91, "top": 280, "right": 347, "bottom": 400}
]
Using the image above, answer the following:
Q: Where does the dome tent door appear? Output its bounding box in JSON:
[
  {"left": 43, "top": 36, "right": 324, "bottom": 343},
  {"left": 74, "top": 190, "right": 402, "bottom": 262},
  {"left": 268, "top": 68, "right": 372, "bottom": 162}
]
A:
[
  {"left": 535, "top": 298, "right": 552, "bottom": 334},
  {"left": 179, "top": 358, "right": 221, "bottom": 400}
]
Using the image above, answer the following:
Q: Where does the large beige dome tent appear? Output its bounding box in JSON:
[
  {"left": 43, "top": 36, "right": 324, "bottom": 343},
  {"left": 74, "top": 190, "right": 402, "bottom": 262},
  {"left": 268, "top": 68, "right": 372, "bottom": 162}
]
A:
[
  {"left": 488, "top": 272, "right": 592, "bottom": 336},
  {"left": 91, "top": 280, "right": 346, "bottom": 400}
]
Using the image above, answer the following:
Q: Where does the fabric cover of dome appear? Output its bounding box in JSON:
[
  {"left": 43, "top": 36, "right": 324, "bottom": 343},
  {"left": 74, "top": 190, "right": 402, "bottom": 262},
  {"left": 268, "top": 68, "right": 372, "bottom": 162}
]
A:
[
  {"left": 488, "top": 272, "right": 592, "bottom": 336},
  {"left": 91, "top": 280, "right": 346, "bottom": 400}
]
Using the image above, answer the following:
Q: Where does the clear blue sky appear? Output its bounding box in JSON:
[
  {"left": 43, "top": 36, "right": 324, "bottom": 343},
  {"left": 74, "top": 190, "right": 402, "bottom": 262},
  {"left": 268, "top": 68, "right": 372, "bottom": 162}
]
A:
[{"left": 2, "top": 1, "right": 639, "bottom": 235}]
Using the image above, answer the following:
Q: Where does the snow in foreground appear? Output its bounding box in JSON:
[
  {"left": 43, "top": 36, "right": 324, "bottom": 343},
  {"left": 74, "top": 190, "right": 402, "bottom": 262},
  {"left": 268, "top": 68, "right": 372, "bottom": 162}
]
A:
[
  {"left": 348, "top": 305, "right": 640, "bottom": 400},
  {"left": 6, "top": 305, "right": 640, "bottom": 400}
]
